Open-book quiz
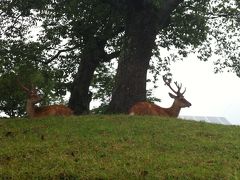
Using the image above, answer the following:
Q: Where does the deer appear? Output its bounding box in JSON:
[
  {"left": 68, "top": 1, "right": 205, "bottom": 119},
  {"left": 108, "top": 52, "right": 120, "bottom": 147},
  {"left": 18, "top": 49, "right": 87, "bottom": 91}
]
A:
[
  {"left": 129, "top": 76, "right": 191, "bottom": 117},
  {"left": 18, "top": 82, "right": 73, "bottom": 118}
]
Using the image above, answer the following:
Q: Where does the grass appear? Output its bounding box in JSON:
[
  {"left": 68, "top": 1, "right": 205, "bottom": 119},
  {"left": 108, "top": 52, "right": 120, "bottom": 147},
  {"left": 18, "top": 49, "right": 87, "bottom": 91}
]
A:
[{"left": 1, "top": 115, "right": 240, "bottom": 179}]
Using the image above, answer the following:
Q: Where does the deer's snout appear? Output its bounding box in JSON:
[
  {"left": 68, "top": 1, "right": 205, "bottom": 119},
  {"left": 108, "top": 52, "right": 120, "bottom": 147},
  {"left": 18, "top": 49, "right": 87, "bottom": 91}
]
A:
[{"left": 186, "top": 101, "right": 192, "bottom": 107}]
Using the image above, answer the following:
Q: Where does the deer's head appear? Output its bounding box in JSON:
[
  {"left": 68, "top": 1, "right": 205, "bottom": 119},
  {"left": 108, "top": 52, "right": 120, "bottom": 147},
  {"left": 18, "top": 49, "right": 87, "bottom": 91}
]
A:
[
  {"left": 18, "top": 81, "right": 43, "bottom": 105},
  {"left": 26, "top": 88, "right": 43, "bottom": 105},
  {"left": 163, "top": 76, "right": 191, "bottom": 108}
]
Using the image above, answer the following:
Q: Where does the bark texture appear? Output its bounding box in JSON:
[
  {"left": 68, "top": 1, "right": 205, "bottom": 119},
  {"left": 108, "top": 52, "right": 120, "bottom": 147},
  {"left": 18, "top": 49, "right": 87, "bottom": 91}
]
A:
[
  {"left": 68, "top": 55, "right": 98, "bottom": 115},
  {"left": 108, "top": 0, "right": 184, "bottom": 113},
  {"left": 68, "top": 38, "right": 103, "bottom": 115},
  {"left": 68, "top": 38, "right": 119, "bottom": 115}
]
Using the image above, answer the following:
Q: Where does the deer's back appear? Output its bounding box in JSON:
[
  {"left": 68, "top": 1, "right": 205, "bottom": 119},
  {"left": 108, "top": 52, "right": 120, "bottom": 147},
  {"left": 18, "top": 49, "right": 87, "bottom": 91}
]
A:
[
  {"left": 34, "top": 105, "right": 73, "bottom": 117},
  {"left": 129, "top": 102, "right": 169, "bottom": 116}
]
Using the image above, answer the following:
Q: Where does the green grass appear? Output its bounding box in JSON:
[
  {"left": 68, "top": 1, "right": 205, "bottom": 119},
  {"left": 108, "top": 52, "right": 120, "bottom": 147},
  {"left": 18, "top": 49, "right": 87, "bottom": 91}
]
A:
[{"left": 1, "top": 115, "right": 240, "bottom": 179}]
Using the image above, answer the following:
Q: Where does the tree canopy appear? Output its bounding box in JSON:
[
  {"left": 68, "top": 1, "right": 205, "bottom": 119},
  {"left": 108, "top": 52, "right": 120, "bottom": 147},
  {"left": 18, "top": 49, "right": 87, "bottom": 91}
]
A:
[{"left": 0, "top": 0, "right": 239, "bottom": 116}]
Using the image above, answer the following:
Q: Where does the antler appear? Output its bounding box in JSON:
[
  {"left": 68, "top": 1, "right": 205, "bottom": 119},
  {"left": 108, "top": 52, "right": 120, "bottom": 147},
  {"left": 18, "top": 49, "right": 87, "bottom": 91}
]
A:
[
  {"left": 17, "top": 79, "right": 40, "bottom": 95},
  {"left": 173, "top": 81, "right": 186, "bottom": 95},
  {"left": 17, "top": 79, "right": 30, "bottom": 92},
  {"left": 162, "top": 76, "right": 186, "bottom": 95},
  {"left": 162, "top": 76, "right": 177, "bottom": 94}
]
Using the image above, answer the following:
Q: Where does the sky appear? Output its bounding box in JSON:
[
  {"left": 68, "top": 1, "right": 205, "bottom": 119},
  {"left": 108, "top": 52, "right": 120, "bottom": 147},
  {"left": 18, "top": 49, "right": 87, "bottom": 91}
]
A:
[{"left": 152, "top": 55, "right": 240, "bottom": 125}]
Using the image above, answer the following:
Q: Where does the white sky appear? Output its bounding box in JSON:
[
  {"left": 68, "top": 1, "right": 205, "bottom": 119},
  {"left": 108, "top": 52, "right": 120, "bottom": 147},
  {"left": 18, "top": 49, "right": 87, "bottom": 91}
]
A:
[{"left": 152, "top": 55, "right": 240, "bottom": 125}]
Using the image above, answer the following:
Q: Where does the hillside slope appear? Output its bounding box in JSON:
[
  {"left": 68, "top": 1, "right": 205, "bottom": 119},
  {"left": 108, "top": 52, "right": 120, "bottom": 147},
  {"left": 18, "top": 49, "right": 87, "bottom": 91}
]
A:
[{"left": 1, "top": 115, "right": 240, "bottom": 179}]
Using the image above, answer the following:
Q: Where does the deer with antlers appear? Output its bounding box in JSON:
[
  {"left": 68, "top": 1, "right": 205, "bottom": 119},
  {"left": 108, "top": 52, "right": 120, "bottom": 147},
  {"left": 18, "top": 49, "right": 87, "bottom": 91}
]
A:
[
  {"left": 129, "top": 76, "right": 191, "bottom": 117},
  {"left": 18, "top": 82, "right": 73, "bottom": 118}
]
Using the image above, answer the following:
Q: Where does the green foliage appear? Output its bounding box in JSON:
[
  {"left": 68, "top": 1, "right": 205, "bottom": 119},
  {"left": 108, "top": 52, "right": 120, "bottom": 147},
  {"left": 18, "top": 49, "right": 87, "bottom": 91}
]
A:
[
  {"left": 150, "top": 0, "right": 240, "bottom": 85},
  {"left": 91, "top": 62, "right": 116, "bottom": 104},
  {"left": 0, "top": 73, "right": 25, "bottom": 117},
  {"left": 0, "top": 39, "right": 70, "bottom": 116},
  {"left": 0, "top": 68, "right": 68, "bottom": 117},
  {"left": 1, "top": 0, "right": 124, "bottom": 116},
  {"left": 1, "top": 115, "right": 240, "bottom": 178}
]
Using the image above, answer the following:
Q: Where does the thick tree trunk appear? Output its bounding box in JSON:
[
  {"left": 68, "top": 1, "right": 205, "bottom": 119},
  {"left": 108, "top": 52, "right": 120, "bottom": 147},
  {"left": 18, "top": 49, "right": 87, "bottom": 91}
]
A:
[
  {"left": 107, "top": 8, "right": 159, "bottom": 113},
  {"left": 68, "top": 37, "right": 118, "bottom": 115},
  {"left": 107, "top": 0, "right": 183, "bottom": 114},
  {"left": 68, "top": 55, "right": 98, "bottom": 115}
]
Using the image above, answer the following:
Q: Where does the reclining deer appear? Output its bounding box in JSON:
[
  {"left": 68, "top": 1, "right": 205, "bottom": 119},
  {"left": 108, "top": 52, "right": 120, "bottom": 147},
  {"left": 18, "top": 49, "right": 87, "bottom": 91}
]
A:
[
  {"left": 129, "top": 76, "right": 191, "bottom": 117},
  {"left": 19, "top": 82, "right": 73, "bottom": 118}
]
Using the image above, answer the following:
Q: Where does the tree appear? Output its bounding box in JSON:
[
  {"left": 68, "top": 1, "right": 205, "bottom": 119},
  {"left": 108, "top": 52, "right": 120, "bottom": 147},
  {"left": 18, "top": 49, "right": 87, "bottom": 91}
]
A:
[
  {"left": 0, "top": 0, "right": 239, "bottom": 116},
  {"left": 107, "top": 0, "right": 201, "bottom": 113},
  {"left": 0, "top": 0, "right": 122, "bottom": 116},
  {"left": 105, "top": 0, "right": 240, "bottom": 113},
  {"left": 65, "top": 2, "right": 123, "bottom": 114},
  {"left": 0, "top": 38, "right": 69, "bottom": 117}
]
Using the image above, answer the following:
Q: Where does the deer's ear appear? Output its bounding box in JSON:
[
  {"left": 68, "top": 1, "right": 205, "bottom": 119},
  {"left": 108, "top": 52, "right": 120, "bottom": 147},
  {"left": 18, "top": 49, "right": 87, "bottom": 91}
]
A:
[{"left": 169, "top": 93, "right": 176, "bottom": 99}]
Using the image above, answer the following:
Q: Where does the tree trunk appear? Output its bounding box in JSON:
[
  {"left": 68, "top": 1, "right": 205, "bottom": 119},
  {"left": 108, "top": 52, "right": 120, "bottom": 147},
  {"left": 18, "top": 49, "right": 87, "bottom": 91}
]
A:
[
  {"left": 107, "top": 7, "right": 159, "bottom": 113},
  {"left": 68, "top": 35, "right": 120, "bottom": 115},
  {"left": 107, "top": 0, "right": 183, "bottom": 113},
  {"left": 68, "top": 55, "right": 98, "bottom": 115}
]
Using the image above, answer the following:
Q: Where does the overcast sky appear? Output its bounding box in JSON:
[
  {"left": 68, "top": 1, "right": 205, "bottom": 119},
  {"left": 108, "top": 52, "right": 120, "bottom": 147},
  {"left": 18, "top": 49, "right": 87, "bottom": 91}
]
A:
[{"left": 152, "top": 55, "right": 240, "bottom": 125}]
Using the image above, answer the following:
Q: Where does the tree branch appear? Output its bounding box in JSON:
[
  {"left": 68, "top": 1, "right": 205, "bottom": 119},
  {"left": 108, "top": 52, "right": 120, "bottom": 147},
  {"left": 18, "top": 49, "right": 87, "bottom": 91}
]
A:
[
  {"left": 99, "top": 0, "right": 126, "bottom": 10},
  {"left": 43, "top": 45, "right": 80, "bottom": 64},
  {"left": 150, "top": 0, "right": 184, "bottom": 29},
  {"left": 206, "top": 12, "right": 240, "bottom": 19},
  {"left": 101, "top": 51, "right": 120, "bottom": 62}
]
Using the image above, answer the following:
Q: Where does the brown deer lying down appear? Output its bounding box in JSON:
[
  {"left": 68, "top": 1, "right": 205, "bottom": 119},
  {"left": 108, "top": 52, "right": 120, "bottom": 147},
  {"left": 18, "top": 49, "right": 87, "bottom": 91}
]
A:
[
  {"left": 19, "top": 83, "right": 73, "bottom": 118},
  {"left": 129, "top": 76, "right": 191, "bottom": 117}
]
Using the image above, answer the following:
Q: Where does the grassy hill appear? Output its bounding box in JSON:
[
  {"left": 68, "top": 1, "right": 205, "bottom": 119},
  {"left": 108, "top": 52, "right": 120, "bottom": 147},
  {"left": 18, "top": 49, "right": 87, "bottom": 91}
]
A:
[{"left": 1, "top": 115, "right": 240, "bottom": 179}]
